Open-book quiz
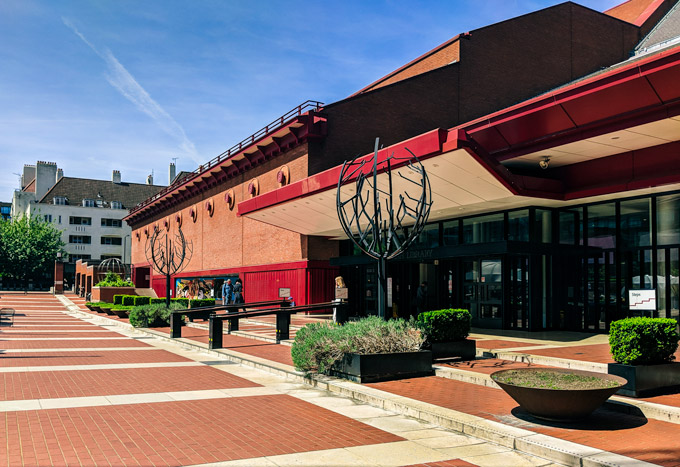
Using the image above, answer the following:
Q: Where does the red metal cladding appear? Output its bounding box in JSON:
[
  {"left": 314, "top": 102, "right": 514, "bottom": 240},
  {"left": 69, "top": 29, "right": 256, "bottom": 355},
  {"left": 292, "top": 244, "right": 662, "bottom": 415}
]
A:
[
  {"left": 495, "top": 105, "right": 575, "bottom": 147},
  {"left": 243, "top": 269, "right": 305, "bottom": 305},
  {"left": 644, "top": 63, "right": 680, "bottom": 103},
  {"left": 559, "top": 78, "right": 661, "bottom": 127}
]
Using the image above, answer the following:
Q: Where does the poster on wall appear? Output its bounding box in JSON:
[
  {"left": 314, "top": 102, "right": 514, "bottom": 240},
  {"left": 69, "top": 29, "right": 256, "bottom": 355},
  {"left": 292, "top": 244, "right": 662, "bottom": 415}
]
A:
[
  {"left": 176, "top": 278, "right": 216, "bottom": 300},
  {"left": 175, "top": 276, "right": 239, "bottom": 300}
]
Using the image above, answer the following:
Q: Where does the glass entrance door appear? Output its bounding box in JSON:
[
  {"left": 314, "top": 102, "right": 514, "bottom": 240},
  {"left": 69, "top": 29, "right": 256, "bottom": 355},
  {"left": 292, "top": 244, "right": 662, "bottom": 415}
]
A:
[{"left": 463, "top": 258, "right": 503, "bottom": 329}]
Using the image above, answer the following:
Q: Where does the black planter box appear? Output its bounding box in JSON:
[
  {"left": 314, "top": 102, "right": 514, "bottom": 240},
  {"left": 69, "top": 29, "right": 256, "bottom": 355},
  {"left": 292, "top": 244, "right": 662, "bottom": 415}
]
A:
[
  {"left": 608, "top": 362, "right": 680, "bottom": 397},
  {"left": 330, "top": 351, "right": 434, "bottom": 383},
  {"left": 431, "top": 339, "right": 476, "bottom": 361}
]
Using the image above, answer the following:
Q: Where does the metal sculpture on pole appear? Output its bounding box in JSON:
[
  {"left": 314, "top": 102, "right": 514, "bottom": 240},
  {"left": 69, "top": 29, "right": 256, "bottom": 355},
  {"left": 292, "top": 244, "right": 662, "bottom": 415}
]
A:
[
  {"left": 145, "top": 226, "right": 193, "bottom": 307},
  {"left": 337, "top": 138, "right": 432, "bottom": 318}
]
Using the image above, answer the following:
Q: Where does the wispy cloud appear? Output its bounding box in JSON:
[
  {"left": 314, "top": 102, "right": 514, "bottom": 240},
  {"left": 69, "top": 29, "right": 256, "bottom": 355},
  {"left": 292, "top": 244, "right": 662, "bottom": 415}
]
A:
[{"left": 62, "top": 17, "right": 201, "bottom": 164}]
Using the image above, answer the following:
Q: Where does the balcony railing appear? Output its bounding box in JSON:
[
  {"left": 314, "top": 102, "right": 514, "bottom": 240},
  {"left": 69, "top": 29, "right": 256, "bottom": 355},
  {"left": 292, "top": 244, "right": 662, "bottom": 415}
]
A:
[{"left": 129, "top": 100, "right": 324, "bottom": 215}]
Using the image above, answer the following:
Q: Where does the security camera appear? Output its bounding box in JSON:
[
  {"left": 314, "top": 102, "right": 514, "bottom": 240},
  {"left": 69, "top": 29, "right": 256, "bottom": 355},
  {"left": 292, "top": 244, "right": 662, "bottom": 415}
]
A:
[{"left": 539, "top": 157, "right": 550, "bottom": 170}]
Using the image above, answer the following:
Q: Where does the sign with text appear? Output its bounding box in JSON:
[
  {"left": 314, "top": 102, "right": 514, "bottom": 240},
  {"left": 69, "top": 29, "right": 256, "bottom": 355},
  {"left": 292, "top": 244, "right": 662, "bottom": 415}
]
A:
[
  {"left": 278, "top": 287, "right": 291, "bottom": 298},
  {"left": 629, "top": 290, "right": 656, "bottom": 311},
  {"left": 335, "top": 287, "right": 348, "bottom": 300}
]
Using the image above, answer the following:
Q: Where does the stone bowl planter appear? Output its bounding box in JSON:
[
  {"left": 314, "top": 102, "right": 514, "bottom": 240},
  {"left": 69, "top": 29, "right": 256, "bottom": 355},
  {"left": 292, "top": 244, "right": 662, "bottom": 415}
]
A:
[{"left": 491, "top": 368, "right": 627, "bottom": 421}]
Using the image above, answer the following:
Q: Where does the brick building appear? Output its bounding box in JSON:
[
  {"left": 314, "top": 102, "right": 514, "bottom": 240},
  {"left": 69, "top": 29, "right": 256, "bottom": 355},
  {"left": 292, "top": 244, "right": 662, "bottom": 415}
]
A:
[{"left": 125, "top": 0, "right": 680, "bottom": 332}]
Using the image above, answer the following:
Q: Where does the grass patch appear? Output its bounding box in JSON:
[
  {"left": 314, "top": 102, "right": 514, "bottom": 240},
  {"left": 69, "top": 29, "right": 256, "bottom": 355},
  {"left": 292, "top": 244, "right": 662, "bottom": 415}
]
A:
[{"left": 494, "top": 369, "right": 619, "bottom": 390}]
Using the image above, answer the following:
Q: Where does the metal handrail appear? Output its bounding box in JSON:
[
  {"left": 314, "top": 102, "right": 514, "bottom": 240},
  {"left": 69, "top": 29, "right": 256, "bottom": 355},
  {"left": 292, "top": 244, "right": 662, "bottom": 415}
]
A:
[{"left": 128, "top": 100, "right": 324, "bottom": 216}]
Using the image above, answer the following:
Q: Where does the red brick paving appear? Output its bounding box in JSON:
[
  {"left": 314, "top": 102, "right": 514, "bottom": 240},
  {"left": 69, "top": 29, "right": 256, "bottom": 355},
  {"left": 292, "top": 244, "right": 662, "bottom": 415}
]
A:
[
  {"left": 523, "top": 343, "right": 616, "bottom": 363},
  {"left": 0, "top": 396, "right": 403, "bottom": 466},
  {"left": 0, "top": 331, "right": 125, "bottom": 338},
  {"left": 154, "top": 326, "right": 295, "bottom": 366},
  {"left": 0, "top": 366, "right": 260, "bottom": 400},
  {"left": 0, "top": 349, "right": 190, "bottom": 367},
  {"left": 0, "top": 339, "right": 150, "bottom": 349},
  {"left": 368, "top": 376, "right": 680, "bottom": 467},
  {"left": 474, "top": 339, "right": 540, "bottom": 349}
]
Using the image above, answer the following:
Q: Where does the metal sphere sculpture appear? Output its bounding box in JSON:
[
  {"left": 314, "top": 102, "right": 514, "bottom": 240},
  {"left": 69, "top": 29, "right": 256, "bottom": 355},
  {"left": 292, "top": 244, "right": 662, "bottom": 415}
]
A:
[
  {"left": 145, "top": 226, "right": 193, "bottom": 307},
  {"left": 96, "top": 257, "right": 129, "bottom": 283},
  {"left": 337, "top": 138, "right": 432, "bottom": 318}
]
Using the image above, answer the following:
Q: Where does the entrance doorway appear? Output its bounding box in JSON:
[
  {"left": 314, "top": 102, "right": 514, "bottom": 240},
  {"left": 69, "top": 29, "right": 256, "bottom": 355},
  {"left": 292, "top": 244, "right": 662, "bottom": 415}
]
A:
[{"left": 463, "top": 258, "right": 503, "bottom": 329}]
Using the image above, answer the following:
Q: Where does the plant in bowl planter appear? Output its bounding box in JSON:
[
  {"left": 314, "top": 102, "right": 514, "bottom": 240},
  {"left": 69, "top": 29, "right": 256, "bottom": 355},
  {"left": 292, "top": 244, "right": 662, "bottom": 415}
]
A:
[
  {"left": 291, "top": 316, "right": 432, "bottom": 383},
  {"left": 416, "top": 309, "right": 475, "bottom": 360},
  {"left": 491, "top": 368, "right": 627, "bottom": 421},
  {"left": 607, "top": 317, "right": 680, "bottom": 397}
]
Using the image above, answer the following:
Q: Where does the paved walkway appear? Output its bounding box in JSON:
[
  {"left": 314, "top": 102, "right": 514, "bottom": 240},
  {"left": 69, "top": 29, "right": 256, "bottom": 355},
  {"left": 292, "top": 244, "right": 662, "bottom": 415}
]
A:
[
  {"left": 61, "top": 294, "right": 680, "bottom": 465},
  {"left": 1, "top": 293, "right": 563, "bottom": 467}
]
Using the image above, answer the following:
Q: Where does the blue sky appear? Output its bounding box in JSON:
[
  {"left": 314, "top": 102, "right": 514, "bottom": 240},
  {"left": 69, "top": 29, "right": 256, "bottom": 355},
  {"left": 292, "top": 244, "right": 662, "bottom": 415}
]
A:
[{"left": 0, "top": 0, "right": 621, "bottom": 202}]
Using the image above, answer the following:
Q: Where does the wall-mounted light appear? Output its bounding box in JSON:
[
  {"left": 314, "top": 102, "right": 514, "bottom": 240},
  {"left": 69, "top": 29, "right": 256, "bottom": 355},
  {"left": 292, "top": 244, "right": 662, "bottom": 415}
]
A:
[{"left": 539, "top": 156, "right": 551, "bottom": 170}]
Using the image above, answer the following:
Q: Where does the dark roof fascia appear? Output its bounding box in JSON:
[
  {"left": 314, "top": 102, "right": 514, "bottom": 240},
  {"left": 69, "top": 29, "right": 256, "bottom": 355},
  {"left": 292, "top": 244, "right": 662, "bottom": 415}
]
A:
[{"left": 37, "top": 177, "right": 166, "bottom": 205}]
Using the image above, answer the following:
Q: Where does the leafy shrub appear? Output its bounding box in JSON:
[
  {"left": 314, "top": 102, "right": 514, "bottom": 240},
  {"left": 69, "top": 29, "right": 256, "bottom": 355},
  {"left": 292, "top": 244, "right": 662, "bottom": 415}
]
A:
[
  {"left": 150, "top": 298, "right": 165, "bottom": 304},
  {"left": 189, "top": 298, "right": 215, "bottom": 308},
  {"left": 133, "top": 296, "right": 150, "bottom": 306},
  {"left": 609, "top": 317, "right": 679, "bottom": 365},
  {"left": 291, "top": 316, "right": 424, "bottom": 374},
  {"left": 94, "top": 271, "right": 133, "bottom": 287},
  {"left": 171, "top": 298, "right": 190, "bottom": 307},
  {"left": 113, "top": 294, "right": 125, "bottom": 305},
  {"left": 129, "top": 302, "right": 184, "bottom": 328},
  {"left": 416, "top": 309, "right": 471, "bottom": 343},
  {"left": 122, "top": 295, "right": 135, "bottom": 306}
]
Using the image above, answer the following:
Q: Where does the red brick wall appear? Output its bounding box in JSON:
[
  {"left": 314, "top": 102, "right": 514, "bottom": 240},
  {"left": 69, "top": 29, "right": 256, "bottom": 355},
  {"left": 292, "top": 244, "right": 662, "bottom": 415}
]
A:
[
  {"left": 129, "top": 143, "right": 340, "bottom": 304},
  {"left": 130, "top": 144, "right": 313, "bottom": 270},
  {"left": 364, "top": 40, "right": 460, "bottom": 92},
  {"left": 312, "top": 3, "right": 641, "bottom": 175}
]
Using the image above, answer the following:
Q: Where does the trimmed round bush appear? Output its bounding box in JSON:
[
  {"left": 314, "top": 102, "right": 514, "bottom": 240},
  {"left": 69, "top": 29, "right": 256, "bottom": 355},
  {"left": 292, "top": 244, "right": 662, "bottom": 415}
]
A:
[
  {"left": 609, "top": 317, "right": 679, "bottom": 365},
  {"left": 416, "top": 309, "right": 471, "bottom": 343}
]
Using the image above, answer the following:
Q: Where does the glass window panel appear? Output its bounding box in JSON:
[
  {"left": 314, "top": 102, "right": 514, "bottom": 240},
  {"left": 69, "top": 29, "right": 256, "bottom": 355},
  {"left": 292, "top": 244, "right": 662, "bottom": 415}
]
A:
[
  {"left": 587, "top": 203, "right": 616, "bottom": 249},
  {"left": 462, "top": 213, "right": 504, "bottom": 244},
  {"left": 415, "top": 223, "right": 439, "bottom": 248},
  {"left": 508, "top": 210, "right": 529, "bottom": 242},
  {"left": 657, "top": 194, "right": 680, "bottom": 245},
  {"left": 559, "top": 209, "right": 580, "bottom": 245},
  {"left": 657, "top": 249, "right": 668, "bottom": 318},
  {"left": 620, "top": 198, "right": 651, "bottom": 248},
  {"left": 443, "top": 220, "right": 459, "bottom": 246},
  {"left": 481, "top": 259, "right": 502, "bottom": 283}
]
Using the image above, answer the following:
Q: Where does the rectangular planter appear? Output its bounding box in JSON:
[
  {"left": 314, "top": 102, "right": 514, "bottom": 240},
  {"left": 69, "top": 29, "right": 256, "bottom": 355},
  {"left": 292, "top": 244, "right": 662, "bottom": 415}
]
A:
[
  {"left": 330, "top": 351, "right": 433, "bottom": 383},
  {"left": 91, "top": 287, "right": 136, "bottom": 304},
  {"left": 431, "top": 339, "right": 476, "bottom": 361},
  {"left": 608, "top": 362, "right": 680, "bottom": 397}
]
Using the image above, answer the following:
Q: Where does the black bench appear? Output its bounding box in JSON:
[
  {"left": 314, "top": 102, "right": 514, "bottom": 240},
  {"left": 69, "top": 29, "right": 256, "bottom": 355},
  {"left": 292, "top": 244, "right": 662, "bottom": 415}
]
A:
[
  {"left": 0, "top": 308, "right": 15, "bottom": 327},
  {"left": 208, "top": 301, "right": 348, "bottom": 347},
  {"left": 169, "top": 299, "right": 289, "bottom": 338}
]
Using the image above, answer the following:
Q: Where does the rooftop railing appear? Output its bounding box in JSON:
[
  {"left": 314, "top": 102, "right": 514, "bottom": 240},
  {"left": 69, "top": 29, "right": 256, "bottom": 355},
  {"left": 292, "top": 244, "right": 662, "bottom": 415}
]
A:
[{"left": 129, "top": 100, "right": 324, "bottom": 215}]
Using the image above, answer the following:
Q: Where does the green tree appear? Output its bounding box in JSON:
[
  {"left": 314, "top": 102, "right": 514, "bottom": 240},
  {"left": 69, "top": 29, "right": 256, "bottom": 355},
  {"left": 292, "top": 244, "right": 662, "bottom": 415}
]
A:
[{"left": 0, "top": 215, "right": 65, "bottom": 288}]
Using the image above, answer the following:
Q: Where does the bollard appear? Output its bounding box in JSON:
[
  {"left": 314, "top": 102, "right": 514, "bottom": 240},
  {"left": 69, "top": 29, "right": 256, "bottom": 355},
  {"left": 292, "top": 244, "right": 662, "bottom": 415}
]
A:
[
  {"left": 276, "top": 311, "right": 290, "bottom": 343},
  {"left": 208, "top": 313, "right": 223, "bottom": 349},
  {"left": 170, "top": 312, "right": 183, "bottom": 338}
]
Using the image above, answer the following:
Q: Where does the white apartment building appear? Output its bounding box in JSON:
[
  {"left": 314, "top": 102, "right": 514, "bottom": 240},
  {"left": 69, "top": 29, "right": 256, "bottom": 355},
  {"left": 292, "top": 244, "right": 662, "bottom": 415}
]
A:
[{"left": 12, "top": 161, "right": 166, "bottom": 264}]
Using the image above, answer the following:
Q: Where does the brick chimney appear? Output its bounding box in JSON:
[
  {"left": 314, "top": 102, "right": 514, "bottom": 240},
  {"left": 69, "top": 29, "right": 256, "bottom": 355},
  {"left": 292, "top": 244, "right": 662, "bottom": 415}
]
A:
[{"left": 112, "top": 170, "right": 121, "bottom": 184}]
